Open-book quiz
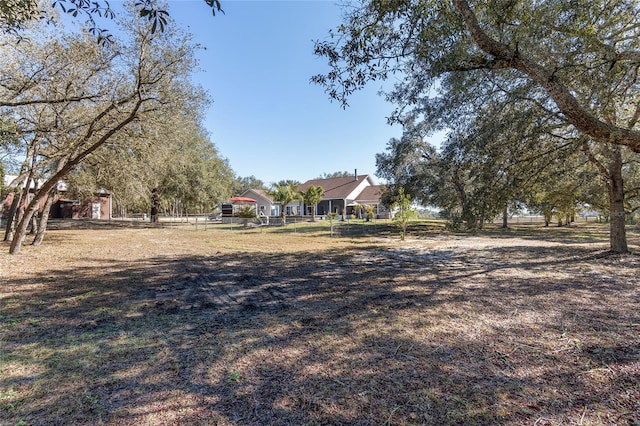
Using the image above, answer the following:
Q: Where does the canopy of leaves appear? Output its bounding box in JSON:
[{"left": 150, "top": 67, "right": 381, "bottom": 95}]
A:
[
  {"left": 313, "top": 0, "right": 640, "bottom": 152},
  {"left": 315, "top": 171, "right": 355, "bottom": 179},
  {"left": 1, "top": 3, "right": 219, "bottom": 251},
  {"left": 269, "top": 182, "right": 300, "bottom": 224},
  {"left": 300, "top": 185, "right": 324, "bottom": 205},
  {"left": 231, "top": 175, "right": 268, "bottom": 195},
  {"left": 390, "top": 187, "right": 416, "bottom": 240},
  {"left": 1, "top": 0, "right": 223, "bottom": 44},
  {"left": 276, "top": 179, "right": 301, "bottom": 187},
  {"left": 270, "top": 182, "right": 300, "bottom": 207},
  {"left": 67, "top": 124, "right": 234, "bottom": 214}
]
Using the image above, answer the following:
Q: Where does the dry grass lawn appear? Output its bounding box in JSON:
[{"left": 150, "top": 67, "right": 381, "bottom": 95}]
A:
[{"left": 1, "top": 220, "right": 639, "bottom": 425}]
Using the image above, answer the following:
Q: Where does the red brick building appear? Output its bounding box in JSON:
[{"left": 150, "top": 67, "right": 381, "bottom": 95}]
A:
[{"left": 2, "top": 175, "right": 112, "bottom": 221}]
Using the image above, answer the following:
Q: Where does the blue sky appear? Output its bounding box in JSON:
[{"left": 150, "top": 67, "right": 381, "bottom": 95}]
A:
[{"left": 165, "top": 0, "right": 405, "bottom": 185}]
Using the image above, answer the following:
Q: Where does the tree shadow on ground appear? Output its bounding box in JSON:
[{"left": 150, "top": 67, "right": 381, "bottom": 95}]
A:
[
  {"left": 1, "top": 243, "right": 638, "bottom": 425},
  {"left": 446, "top": 222, "right": 632, "bottom": 246}
]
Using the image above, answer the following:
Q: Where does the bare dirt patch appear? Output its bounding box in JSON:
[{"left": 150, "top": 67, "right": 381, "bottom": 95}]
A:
[{"left": 1, "top": 222, "right": 638, "bottom": 425}]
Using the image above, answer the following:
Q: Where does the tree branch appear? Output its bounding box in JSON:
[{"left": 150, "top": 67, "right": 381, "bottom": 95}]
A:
[
  {"left": 451, "top": 0, "right": 640, "bottom": 152},
  {"left": 1, "top": 95, "right": 100, "bottom": 107},
  {"left": 581, "top": 140, "right": 611, "bottom": 184}
]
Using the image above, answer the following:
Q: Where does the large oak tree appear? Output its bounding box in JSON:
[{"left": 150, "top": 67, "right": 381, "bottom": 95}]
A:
[
  {"left": 314, "top": 0, "right": 640, "bottom": 151},
  {"left": 315, "top": 0, "right": 640, "bottom": 252},
  {"left": 1, "top": 7, "right": 205, "bottom": 254}
]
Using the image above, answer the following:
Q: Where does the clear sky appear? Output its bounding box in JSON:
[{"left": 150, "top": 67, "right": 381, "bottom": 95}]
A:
[{"left": 165, "top": 0, "right": 405, "bottom": 185}]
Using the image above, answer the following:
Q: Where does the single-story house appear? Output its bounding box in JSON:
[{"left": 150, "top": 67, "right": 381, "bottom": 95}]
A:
[
  {"left": 240, "top": 189, "right": 282, "bottom": 217},
  {"left": 296, "top": 172, "right": 389, "bottom": 219},
  {"left": 232, "top": 188, "right": 295, "bottom": 219},
  {"left": 237, "top": 172, "right": 388, "bottom": 220}
]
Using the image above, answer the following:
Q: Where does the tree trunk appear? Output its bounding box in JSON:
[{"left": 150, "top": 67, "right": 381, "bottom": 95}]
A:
[
  {"left": 28, "top": 180, "right": 40, "bottom": 235},
  {"left": 5, "top": 148, "right": 35, "bottom": 241},
  {"left": 3, "top": 191, "right": 22, "bottom": 242},
  {"left": 462, "top": 203, "right": 475, "bottom": 229},
  {"left": 608, "top": 147, "right": 628, "bottom": 253},
  {"left": 150, "top": 188, "right": 159, "bottom": 223},
  {"left": 453, "top": 178, "right": 474, "bottom": 229},
  {"left": 477, "top": 204, "right": 485, "bottom": 230},
  {"left": 32, "top": 190, "right": 56, "bottom": 246},
  {"left": 502, "top": 206, "right": 508, "bottom": 229},
  {"left": 543, "top": 206, "right": 552, "bottom": 227},
  {"left": 281, "top": 207, "right": 287, "bottom": 226},
  {"left": 9, "top": 171, "right": 40, "bottom": 254},
  {"left": 9, "top": 202, "right": 39, "bottom": 254},
  {"left": 29, "top": 212, "right": 38, "bottom": 235}
]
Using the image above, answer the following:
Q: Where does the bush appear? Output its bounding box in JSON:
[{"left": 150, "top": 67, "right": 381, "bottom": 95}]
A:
[{"left": 236, "top": 205, "right": 257, "bottom": 218}]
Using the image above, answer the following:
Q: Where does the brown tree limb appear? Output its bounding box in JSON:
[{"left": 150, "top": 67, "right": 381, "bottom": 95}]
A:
[{"left": 451, "top": 0, "right": 640, "bottom": 152}]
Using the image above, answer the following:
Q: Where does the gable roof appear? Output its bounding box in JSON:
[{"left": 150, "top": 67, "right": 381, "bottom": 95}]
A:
[
  {"left": 297, "top": 175, "right": 374, "bottom": 200},
  {"left": 355, "top": 185, "right": 385, "bottom": 203},
  {"left": 240, "top": 188, "right": 274, "bottom": 204}
]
